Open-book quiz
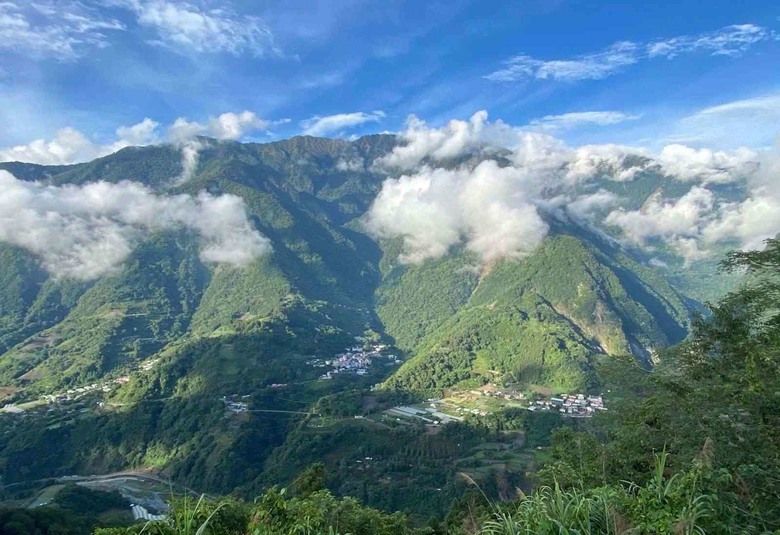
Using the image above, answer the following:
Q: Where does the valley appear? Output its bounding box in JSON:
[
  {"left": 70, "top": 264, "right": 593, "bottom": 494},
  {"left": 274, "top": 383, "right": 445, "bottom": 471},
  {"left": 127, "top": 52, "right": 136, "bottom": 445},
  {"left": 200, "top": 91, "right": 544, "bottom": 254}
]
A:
[{"left": 0, "top": 132, "right": 765, "bottom": 529}]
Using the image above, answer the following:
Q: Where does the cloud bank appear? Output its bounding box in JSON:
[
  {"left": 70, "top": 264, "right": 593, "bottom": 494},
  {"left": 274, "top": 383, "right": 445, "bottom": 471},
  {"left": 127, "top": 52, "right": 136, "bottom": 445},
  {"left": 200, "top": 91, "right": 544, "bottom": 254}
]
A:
[
  {"left": 365, "top": 161, "right": 548, "bottom": 264},
  {"left": 0, "top": 118, "right": 160, "bottom": 166},
  {"left": 0, "top": 110, "right": 282, "bottom": 184},
  {"left": 365, "top": 110, "right": 776, "bottom": 265},
  {"left": 0, "top": 170, "right": 270, "bottom": 279}
]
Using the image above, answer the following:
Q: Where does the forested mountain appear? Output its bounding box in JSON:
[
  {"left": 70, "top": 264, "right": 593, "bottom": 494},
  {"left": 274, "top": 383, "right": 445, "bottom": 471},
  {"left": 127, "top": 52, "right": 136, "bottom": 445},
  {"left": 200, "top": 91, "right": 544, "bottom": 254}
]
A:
[{"left": 0, "top": 134, "right": 744, "bottom": 521}]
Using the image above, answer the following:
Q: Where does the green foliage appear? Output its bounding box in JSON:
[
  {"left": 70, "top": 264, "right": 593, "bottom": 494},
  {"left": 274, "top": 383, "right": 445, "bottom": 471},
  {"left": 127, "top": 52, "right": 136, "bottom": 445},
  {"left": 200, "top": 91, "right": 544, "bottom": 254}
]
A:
[
  {"left": 385, "top": 235, "right": 691, "bottom": 393},
  {"left": 534, "top": 239, "right": 780, "bottom": 532},
  {"left": 94, "top": 488, "right": 412, "bottom": 535},
  {"left": 0, "top": 486, "right": 131, "bottom": 535},
  {"left": 375, "top": 244, "right": 478, "bottom": 351},
  {"left": 54, "top": 484, "right": 128, "bottom": 514},
  {"left": 475, "top": 454, "right": 713, "bottom": 535},
  {"left": 2, "top": 135, "right": 749, "bottom": 534}
]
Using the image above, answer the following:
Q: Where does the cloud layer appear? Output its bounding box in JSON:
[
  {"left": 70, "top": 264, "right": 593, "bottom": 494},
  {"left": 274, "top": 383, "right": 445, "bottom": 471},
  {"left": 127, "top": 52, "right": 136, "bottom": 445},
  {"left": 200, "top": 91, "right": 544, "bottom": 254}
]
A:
[
  {"left": 0, "top": 119, "right": 159, "bottom": 165},
  {"left": 0, "top": 111, "right": 280, "bottom": 186},
  {"left": 486, "top": 23, "right": 776, "bottom": 83},
  {"left": 365, "top": 111, "right": 776, "bottom": 265},
  {"left": 0, "top": 2, "right": 124, "bottom": 61},
  {"left": 117, "top": 0, "right": 278, "bottom": 56},
  {"left": 365, "top": 161, "right": 548, "bottom": 264},
  {"left": 0, "top": 1, "right": 278, "bottom": 61},
  {"left": 0, "top": 170, "right": 270, "bottom": 279}
]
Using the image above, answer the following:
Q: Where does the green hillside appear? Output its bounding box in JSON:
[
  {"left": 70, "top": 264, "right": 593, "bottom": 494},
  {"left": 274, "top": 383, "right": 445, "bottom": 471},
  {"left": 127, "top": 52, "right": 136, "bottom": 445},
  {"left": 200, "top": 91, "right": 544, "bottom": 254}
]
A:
[
  {"left": 383, "top": 234, "right": 689, "bottom": 392},
  {"left": 0, "top": 134, "right": 729, "bottom": 521}
]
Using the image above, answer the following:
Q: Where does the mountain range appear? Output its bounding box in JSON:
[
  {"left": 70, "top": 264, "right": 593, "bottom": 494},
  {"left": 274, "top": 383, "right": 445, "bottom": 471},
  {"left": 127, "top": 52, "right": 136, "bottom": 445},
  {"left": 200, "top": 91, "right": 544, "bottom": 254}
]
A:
[{"left": 0, "top": 134, "right": 738, "bottom": 514}]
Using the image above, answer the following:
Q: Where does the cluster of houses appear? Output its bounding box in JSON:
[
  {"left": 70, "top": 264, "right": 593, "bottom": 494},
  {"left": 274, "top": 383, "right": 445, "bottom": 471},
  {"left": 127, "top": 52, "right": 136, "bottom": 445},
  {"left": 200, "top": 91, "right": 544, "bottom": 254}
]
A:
[
  {"left": 312, "top": 343, "right": 402, "bottom": 380},
  {"left": 470, "top": 384, "right": 525, "bottom": 401},
  {"left": 385, "top": 403, "right": 465, "bottom": 425},
  {"left": 1, "top": 357, "right": 165, "bottom": 418},
  {"left": 529, "top": 393, "right": 606, "bottom": 417},
  {"left": 221, "top": 395, "right": 250, "bottom": 414}
]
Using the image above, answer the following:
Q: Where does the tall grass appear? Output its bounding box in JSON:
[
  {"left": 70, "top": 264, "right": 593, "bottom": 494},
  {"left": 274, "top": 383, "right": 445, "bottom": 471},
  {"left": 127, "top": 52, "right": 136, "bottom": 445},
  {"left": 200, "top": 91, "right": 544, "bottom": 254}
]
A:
[{"left": 475, "top": 451, "right": 711, "bottom": 535}]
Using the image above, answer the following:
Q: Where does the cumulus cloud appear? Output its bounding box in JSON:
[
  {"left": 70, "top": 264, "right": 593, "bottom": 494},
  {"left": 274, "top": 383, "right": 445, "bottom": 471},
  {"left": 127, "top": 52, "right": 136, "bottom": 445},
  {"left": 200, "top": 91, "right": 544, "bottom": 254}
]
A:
[
  {"left": 0, "top": 118, "right": 160, "bottom": 165},
  {"left": 605, "top": 187, "right": 716, "bottom": 259},
  {"left": 367, "top": 110, "right": 779, "bottom": 265},
  {"left": 656, "top": 144, "right": 758, "bottom": 183},
  {"left": 565, "top": 190, "right": 620, "bottom": 221},
  {"left": 0, "top": 170, "right": 270, "bottom": 279},
  {"left": 375, "top": 111, "right": 521, "bottom": 170},
  {"left": 364, "top": 161, "right": 548, "bottom": 264},
  {"left": 167, "top": 110, "right": 279, "bottom": 183},
  {"left": 300, "top": 111, "right": 385, "bottom": 137},
  {"left": 0, "top": 111, "right": 277, "bottom": 189},
  {"left": 603, "top": 144, "right": 780, "bottom": 260},
  {"left": 486, "top": 23, "right": 775, "bottom": 83},
  {"left": 702, "top": 146, "right": 780, "bottom": 250},
  {"left": 566, "top": 144, "right": 652, "bottom": 182},
  {"left": 168, "top": 111, "right": 273, "bottom": 142}
]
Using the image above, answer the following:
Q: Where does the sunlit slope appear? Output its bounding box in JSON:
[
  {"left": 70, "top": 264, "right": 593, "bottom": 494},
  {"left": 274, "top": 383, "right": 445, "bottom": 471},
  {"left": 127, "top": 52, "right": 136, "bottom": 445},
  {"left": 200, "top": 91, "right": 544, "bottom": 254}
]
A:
[{"left": 383, "top": 234, "right": 690, "bottom": 391}]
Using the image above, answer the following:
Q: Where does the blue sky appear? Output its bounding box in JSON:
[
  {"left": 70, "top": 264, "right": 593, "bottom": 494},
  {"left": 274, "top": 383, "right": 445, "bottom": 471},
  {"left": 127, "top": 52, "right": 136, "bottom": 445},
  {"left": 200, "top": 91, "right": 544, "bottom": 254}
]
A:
[{"left": 1, "top": 0, "right": 779, "bottom": 163}]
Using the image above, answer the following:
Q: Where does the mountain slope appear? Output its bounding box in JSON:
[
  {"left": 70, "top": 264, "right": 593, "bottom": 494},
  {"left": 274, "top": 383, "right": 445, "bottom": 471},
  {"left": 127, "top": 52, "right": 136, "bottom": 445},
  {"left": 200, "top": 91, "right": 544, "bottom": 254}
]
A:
[
  {"left": 382, "top": 232, "right": 690, "bottom": 392},
  {"left": 0, "top": 134, "right": 710, "bottom": 515}
]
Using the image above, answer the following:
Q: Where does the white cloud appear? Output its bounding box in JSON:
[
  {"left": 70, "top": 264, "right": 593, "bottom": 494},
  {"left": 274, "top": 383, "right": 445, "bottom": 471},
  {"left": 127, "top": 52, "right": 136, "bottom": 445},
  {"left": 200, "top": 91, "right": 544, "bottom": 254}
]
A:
[
  {"left": 605, "top": 187, "right": 717, "bottom": 260},
  {"left": 702, "top": 146, "right": 780, "bottom": 250},
  {"left": 336, "top": 158, "right": 365, "bottom": 172},
  {"left": 113, "top": 117, "right": 161, "bottom": 147},
  {"left": 0, "top": 1, "right": 124, "bottom": 61},
  {"left": 0, "top": 118, "right": 160, "bottom": 165},
  {"left": 208, "top": 111, "right": 270, "bottom": 140},
  {"left": 668, "top": 93, "right": 780, "bottom": 148},
  {"left": 487, "top": 22, "right": 775, "bottom": 83},
  {"left": 565, "top": 190, "right": 620, "bottom": 221},
  {"left": 114, "top": 0, "right": 278, "bottom": 56},
  {"left": 647, "top": 24, "right": 774, "bottom": 58},
  {"left": 175, "top": 139, "right": 202, "bottom": 184},
  {"left": 566, "top": 144, "right": 652, "bottom": 182},
  {"left": 166, "top": 110, "right": 278, "bottom": 183},
  {"left": 376, "top": 111, "right": 533, "bottom": 170},
  {"left": 168, "top": 111, "right": 271, "bottom": 142},
  {"left": 367, "top": 110, "right": 780, "bottom": 265},
  {"left": 529, "top": 111, "right": 641, "bottom": 131},
  {"left": 0, "top": 170, "right": 270, "bottom": 279},
  {"left": 656, "top": 144, "right": 758, "bottom": 183},
  {"left": 364, "top": 161, "right": 548, "bottom": 264},
  {"left": 604, "top": 144, "right": 780, "bottom": 259},
  {"left": 486, "top": 42, "right": 639, "bottom": 82},
  {"left": 0, "top": 111, "right": 275, "bottom": 179},
  {"left": 300, "top": 111, "right": 386, "bottom": 137}
]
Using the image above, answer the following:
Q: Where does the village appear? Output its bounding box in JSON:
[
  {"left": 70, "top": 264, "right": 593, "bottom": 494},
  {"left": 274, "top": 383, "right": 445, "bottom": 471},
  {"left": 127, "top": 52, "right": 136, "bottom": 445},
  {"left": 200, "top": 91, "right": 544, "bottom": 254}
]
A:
[
  {"left": 0, "top": 358, "right": 162, "bottom": 417},
  {"left": 309, "top": 343, "right": 402, "bottom": 380},
  {"left": 381, "top": 384, "right": 606, "bottom": 426}
]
